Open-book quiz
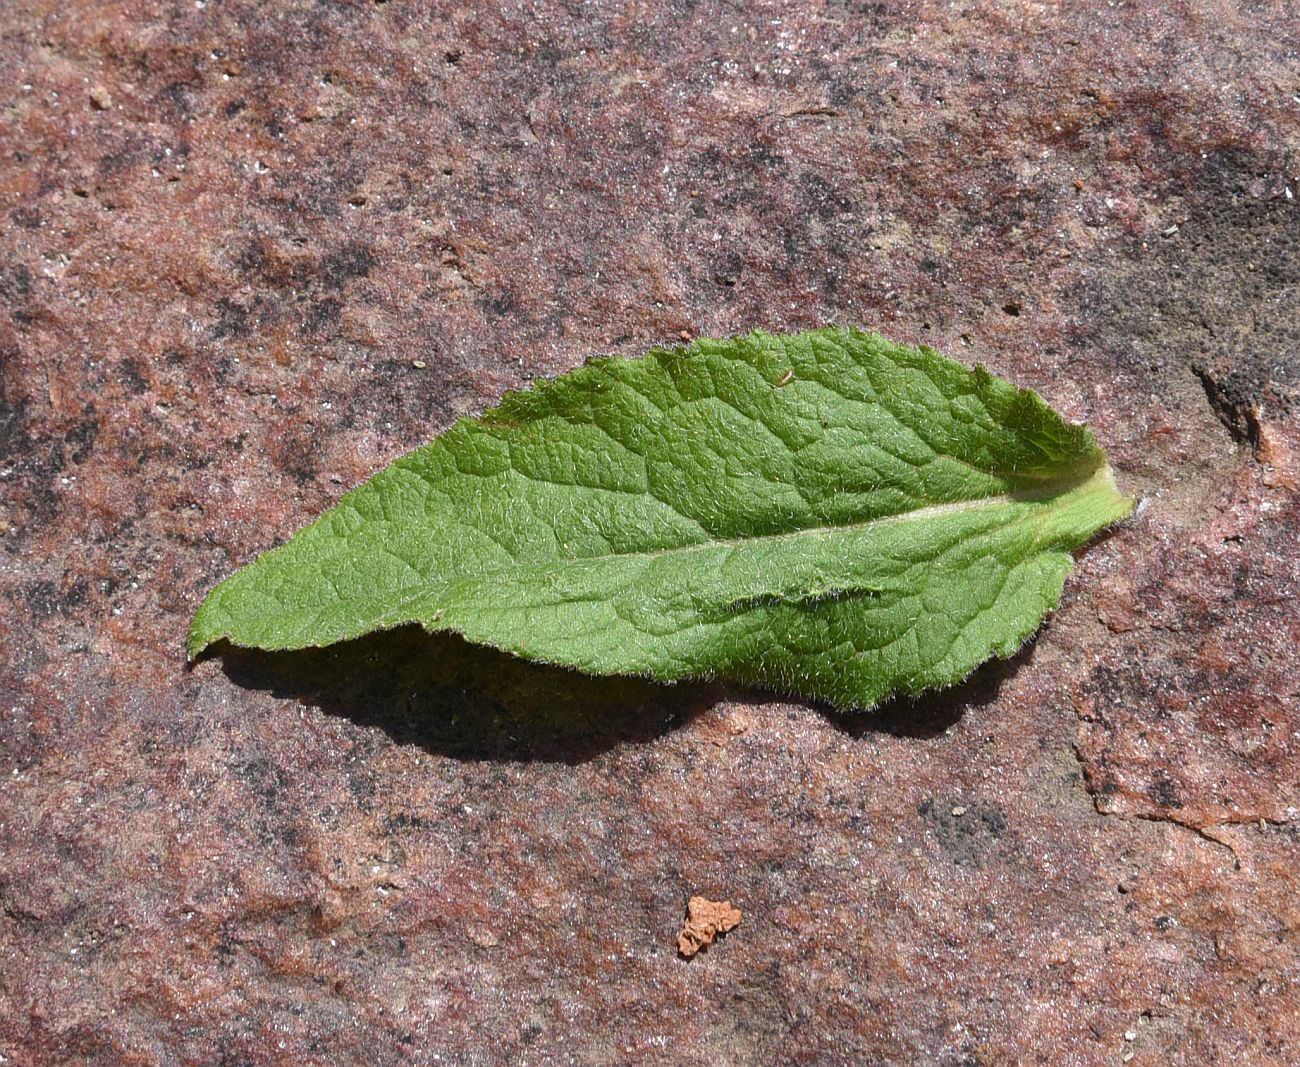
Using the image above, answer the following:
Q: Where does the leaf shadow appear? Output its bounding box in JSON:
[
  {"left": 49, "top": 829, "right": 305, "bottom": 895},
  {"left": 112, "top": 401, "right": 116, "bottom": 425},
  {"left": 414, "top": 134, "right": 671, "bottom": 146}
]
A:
[
  {"left": 820, "top": 642, "right": 1035, "bottom": 740},
  {"left": 212, "top": 625, "right": 1034, "bottom": 762},
  {"left": 213, "top": 625, "right": 718, "bottom": 764}
]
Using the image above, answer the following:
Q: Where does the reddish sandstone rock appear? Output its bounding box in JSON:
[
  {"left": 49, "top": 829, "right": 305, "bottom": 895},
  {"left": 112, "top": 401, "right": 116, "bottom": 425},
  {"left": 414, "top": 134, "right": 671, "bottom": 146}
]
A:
[{"left": 1, "top": 2, "right": 1296, "bottom": 1064}]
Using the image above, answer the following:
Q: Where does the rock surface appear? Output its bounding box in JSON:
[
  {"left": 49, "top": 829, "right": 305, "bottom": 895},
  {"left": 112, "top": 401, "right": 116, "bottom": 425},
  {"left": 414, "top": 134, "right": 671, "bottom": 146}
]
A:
[{"left": 1, "top": 1, "right": 1296, "bottom": 1064}]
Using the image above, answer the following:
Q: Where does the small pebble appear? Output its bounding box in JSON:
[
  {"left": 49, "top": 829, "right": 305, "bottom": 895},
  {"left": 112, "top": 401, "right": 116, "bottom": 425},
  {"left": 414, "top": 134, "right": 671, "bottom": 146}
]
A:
[{"left": 951, "top": 805, "right": 966, "bottom": 817}]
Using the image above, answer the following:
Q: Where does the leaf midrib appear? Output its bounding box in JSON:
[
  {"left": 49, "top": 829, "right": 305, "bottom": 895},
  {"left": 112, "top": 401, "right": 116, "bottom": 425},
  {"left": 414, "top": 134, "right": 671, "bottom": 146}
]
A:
[
  {"left": 623, "top": 462, "right": 1103, "bottom": 562},
  {"left": 356, "top": 460, "right": 1110, "bottom": 623}
]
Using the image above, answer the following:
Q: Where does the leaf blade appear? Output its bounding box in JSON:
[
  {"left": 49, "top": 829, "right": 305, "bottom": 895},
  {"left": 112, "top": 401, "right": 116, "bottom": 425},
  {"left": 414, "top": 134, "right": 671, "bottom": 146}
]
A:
[{"left": 189, "top": 327, "right": 1132, "bottom": 709}]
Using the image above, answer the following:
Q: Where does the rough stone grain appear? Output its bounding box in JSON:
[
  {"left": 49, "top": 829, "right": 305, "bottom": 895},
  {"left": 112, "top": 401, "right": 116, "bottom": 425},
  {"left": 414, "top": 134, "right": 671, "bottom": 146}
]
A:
[{"left": 1, "top": 2, "right": 1297, "bottom": 1064}]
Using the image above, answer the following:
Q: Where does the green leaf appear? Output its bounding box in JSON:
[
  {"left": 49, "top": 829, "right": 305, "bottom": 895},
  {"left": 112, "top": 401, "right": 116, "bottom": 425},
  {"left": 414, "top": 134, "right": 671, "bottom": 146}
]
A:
[{"left": 189, "top": 327, "right": 1132, "bottom": 710}]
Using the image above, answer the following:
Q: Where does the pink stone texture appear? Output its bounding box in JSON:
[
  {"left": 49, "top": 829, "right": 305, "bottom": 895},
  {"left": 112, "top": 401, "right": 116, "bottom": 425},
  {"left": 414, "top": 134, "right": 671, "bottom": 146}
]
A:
[{"left": 1, "top": 2, "right": 1297, "bottom": 1063}]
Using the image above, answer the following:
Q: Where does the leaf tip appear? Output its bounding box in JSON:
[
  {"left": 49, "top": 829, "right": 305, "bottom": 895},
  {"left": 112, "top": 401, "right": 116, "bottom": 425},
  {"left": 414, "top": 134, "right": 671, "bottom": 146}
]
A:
[
  {"left": 185, "top": 624, "right": 214, "bottom": 663},
  {"left": 186, "top": 590, "right": 229, "bottom": 662}
]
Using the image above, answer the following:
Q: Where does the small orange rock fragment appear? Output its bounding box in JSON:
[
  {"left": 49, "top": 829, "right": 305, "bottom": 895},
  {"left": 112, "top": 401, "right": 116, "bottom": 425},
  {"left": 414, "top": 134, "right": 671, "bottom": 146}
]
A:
[{"left": 677, "top": 895, "right": 741, "bottom": 958}]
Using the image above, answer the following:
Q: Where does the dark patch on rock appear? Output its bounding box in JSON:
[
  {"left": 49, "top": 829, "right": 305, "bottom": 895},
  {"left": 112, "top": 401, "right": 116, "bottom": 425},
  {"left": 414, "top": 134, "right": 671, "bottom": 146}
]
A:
[
  {"left": 303, "top": 296, "right": 342, "bottom": 333},
  {"left": 918, "top": 798, "right": 1008, "bottom": 867},
  {"left": 1079, "top": 155, "right": 1299, "bottom": 449},
  {"left": 711, "top": 250, "right": 744, "bottom": 288},
  {"left": 1145, "top": 769, "right": 1184, "bottom": 810},
  {"left": 265, "top": 425, "right": 320, "bottom": 485},
  {"left": 210, "top": 298, "right": 251, "bottom": 340},
  {"left": 0, "top": 396, "right": 68, "bottom": 532},
  {"left": 485, "top": 289, "right": 517, "bottom": 317},
  {"left": 64, "top": 410, "right": 98, "bottom": 465},
  {"left": 1194, "top": 364, "right": 1263, "bottom": 448},
  {"left": 0, "top": 264, "right": 33, "bottom": 300},
  {"left": 318, "top": 243, "right": 377, "bottom": 289},
  {"left": 119, "top": 358, "right": 149, "bottom": 395},
  {"left": 799, "top": 173, "right": 855, "bottom": 221}
]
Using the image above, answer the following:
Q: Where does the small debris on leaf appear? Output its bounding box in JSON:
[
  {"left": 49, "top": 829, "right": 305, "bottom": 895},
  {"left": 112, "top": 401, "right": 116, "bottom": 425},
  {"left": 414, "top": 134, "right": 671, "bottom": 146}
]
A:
[{"left": 677, "top": 895, "right": 741, "bottom": 958}]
